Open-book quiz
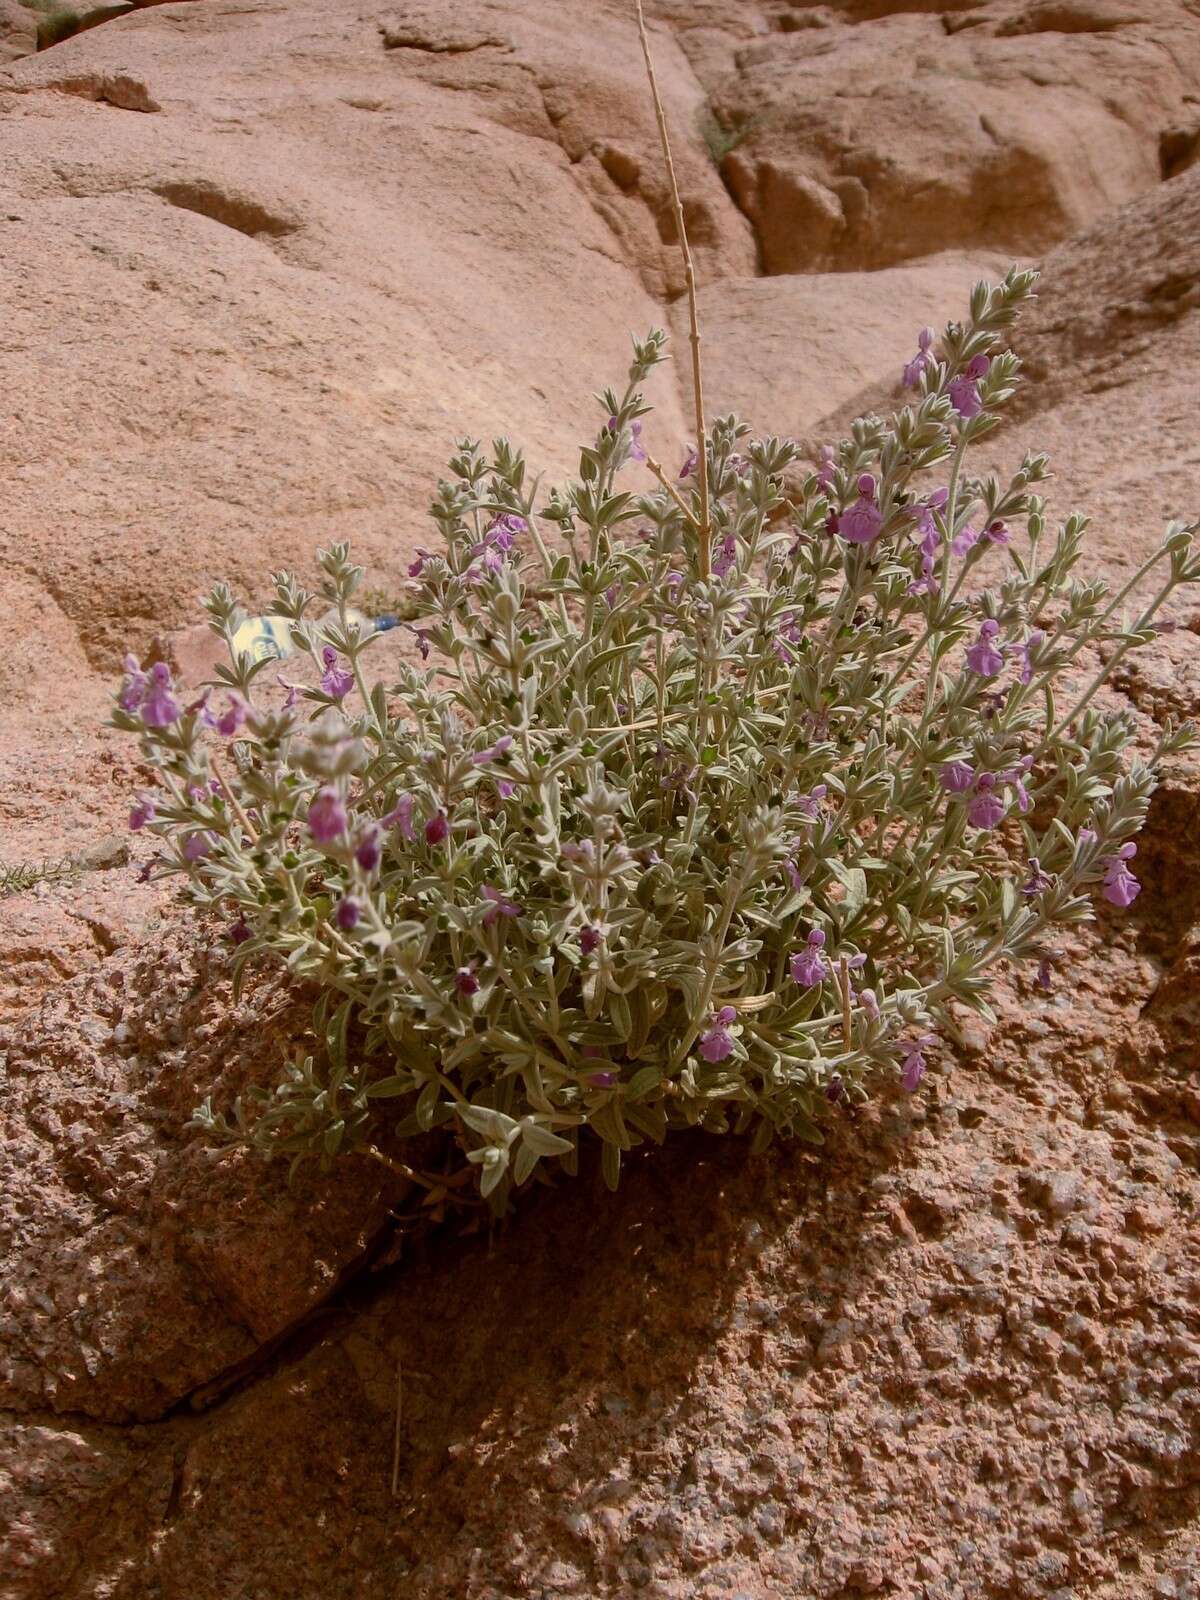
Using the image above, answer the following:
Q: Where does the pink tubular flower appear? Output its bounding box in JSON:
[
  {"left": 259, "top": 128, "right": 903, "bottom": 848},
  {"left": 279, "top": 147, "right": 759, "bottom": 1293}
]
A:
[
  {"left": 481, "top": 884, "right": 522, "bottom": 927},
  {"left": 789, "top": 928, "right": 828, "bottom": 988},
  {"left": 128, "top": 795, "right": 156, "bottom": 831},
  {"left": 816, "top": 444, "right": 836, "bottom": 490},
  {"left": 472, "top": 735, "right": 513, "bottom": 768},
  {"left": 951, "top": 524, "right": 981, "bottom": 560},
  {"left": 308, "top": 786, "right": 348, "bottom": 843},
  {"left": 277, "top": 673, "right": 300, "bottom": 710},
  {"left": 1018, "top": 628, "right": 1045, "bottom": 686},
  {"left": 1022, "top": 857, "right": 1051, "bottom": 896},
  {"left": 966, "top": 619, "right": 1005, "bottom": 677},
  {"left": 900, "top": 1033, "right": 936, "bottom": 1093},
  {"left": 381, "top": 794, "right": 416, "bottom": 841},
  {"left": 901, "top": 326, "right": 935, "bottom": 390},
  {"left": 698, "top": 1005, "right": 737, "bottom": 1064},
  {"left": 334, "top": 896, "right": 361, "bottom": 931},
  {"left": 119, "top": 654, "right": 148, "bottom": 713},
  {"left": 580, "top": 924, "right": 602, "bottom": 955},
  {"left": 949, "top": 354, "right": 990, "bottom": 420},
  {"left": 454, "top": 963, "right": 480, "bottom": 997},
  {"left": 939, "top": 760, "right": 975, "bottom": 794},
  {"left": 216, "top": 694, "right": 246, "bottom": 737},
  {"left": 424, "top": 810, "right": 449, "bottom": 846},
  {"left": 1102, "top": 842, "right": 1141, "bottom": 908},
  {"left": 142, "top": 662, "right": 182, "bottom": 728},
  {"left": 1000, "top": 756, "right": 1034, "bottom": 814},
  {"left": 983, "top": 519, "right": 1010, "bottom": 547},
  {"left": 355, "top": 825, "right": 382, "bottom": 873},
  {"left": 586, "top": 1069, "right": 618, "bottom": 1089},
  {"left": 797, "top": 783, "right": 827, "bottom": 820},
  {"left": 859, "top": 988, "right": 881, "bottom": 1021},
  {"left": 182, "top": 831, "right": 213, "bottom": 862},
  {"left": 773, "top": 611, "right": 805, "bottom": 664},
  {"left": 839, "top": 486, "right": 883, "bottom": 547},
  {"left": 967, "top": 773, "right": 1006, "bottom": 830},
  {"left": 321, "top": 647, "right": 354, "bottom": 700},
  {"left": 679, "top": 444, "right": 698, "bottom": 480},
  {"left": 712, "top": 534, "right": 738, "bottom": 579},
  {"left": 408, "top": 547, "right": 434, "bottom": 579}
]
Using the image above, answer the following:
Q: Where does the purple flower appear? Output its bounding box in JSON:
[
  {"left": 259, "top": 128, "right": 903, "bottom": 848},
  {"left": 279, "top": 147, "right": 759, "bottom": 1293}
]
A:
[
  {"left": 454, "top": 963, "right": 480, "bottom": 997},
  {"left": 949, "top": 354, "right": 990, "bottom": 419},
  {"left": 825, "top": 1073, "right": 846, "bottom": 1104},
  {"left": 679, "top": 444, "right": 698, "bottom": 480},
  {"left": 424, "top": 810, "right": 449, "bottom": 846},
  {"left": 967, "top": 773, "right": 1006, "bottom": 830},
  {"left": 1018, "top": 629, "right": 1045, "bottom": 686},
  {"left": 983, "top": 519, "right": 1009, "bottom": 547},
  {"left": 382, "top": 794, "right": 416, "bottom": 841},
  {"left": 496, "top": 777, "right": 517, "bottom": 799},
  {"left": 712, "top": 534, "right": 738, "bottom": 579},
  {"left": 119, "top": 654, "right": 148, "bottom": 713},
  {"left": 797, "top": 783, "right": 828, "bottom": 820},
  {"left": 1102, "top": 842, "right": 1141, "bottom": 908},
  {"left": 277, "top": 674, "right": 300, "bottom": 710},
  {"left": 1021, "top": 856, "right": 1051, "bottom": 896},
  {"left": 1036, "top": 950, "right": 1061, "bottom": 992},
  {"left": 481, "top": 884, "right": 522, "bottom": 927},
  {"left": 839, "top": 496, "right": 883, "bottom": 546},
  {"left": 472, "top": 735, "right": 513, "bottom": 767},
  {"left": 859, "top": 988, "right": 881, "bottom": 1021},
  {"left": 586, "top": 1069, "right": 618, "bottom": 1089},
  {"left": 901, "top": 326, "right": 935, "bottom": 389},
  {"left": 815, "top": 444, "right": 836, "bottom": 491},
  {"left": 408, "top": 548, "right": 433, "bottom": 579},
  {"left": 939, "top": 760, "right": 975, "bottom": 794},
  {"left": 229, "top": 918, "right": 252, "bottom": 945},
  {"left": 216, "top": 694, "right": 246, "bottom": 737},
  {"left": 580, "top": 924, "right": 602, "bottom": 956},
  {"left": 334, "top": 896, "right": 361, "bottom": 931},
  {"left": 1000, "top": 757, "right": 1034, "bottom": 814},
  {"left": 965, "top": 619, "right": 1005, "bottom": 678},
  {"left": 698, "top": 1005, "right": 737, "bottom": 1064},
  {"left": 789, "top": 928, "right": 828, "bottom": 988},
  {"left": 308, "top": 786, "right": 348, "bottom": 843},
  {"left": 607, "top": 416, "right": 646, "bottom": 466},
  {"left": 142, "top": 662, "right": 182, "bottom": 728},
  {"left": 355, "top": 825, "right": 382, "bottom": 873},
  {"left": 129, "top": 795, "right": 156, "bottom": 831},
  {"left": 182, "top": 831, "right": 213, "bottom": 862},
  {"left": 412, "top": 627, "right": 431, "bottom": 662},
  {"left": 951, "top": 524, "right": 981, "bottom": 560},
  {"left": 900, "top": 1033, "right": 936, "bottom": 1093},
  {"left": 321, "top": 647, "right": 354, "bottom": 701}
]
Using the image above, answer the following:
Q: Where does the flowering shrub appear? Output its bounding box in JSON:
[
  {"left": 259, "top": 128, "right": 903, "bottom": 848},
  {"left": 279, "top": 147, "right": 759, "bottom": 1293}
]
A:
[{"left": 112, "top": 270, "right": 1199, "bottom": 1206}]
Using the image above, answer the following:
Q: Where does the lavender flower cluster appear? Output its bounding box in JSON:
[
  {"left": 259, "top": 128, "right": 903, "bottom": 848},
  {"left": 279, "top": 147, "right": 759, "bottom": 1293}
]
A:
[{"left": 113, "top": 271, "right": 1199, "bottom": 1205}]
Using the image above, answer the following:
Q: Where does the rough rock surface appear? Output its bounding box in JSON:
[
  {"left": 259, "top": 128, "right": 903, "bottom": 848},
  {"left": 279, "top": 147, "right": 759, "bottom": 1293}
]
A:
[
  {"left": 1, "top": 1, "right": 1198, "bottom": 1597},
  {"left": 696, "top": 0, "right": 1200, "bottom": 275}
]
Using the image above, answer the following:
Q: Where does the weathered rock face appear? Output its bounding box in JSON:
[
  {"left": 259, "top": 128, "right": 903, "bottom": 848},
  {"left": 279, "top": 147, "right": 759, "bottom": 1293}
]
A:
[
  {"left": 693, "top": 0, "right": 1200, "bottom": 275},
  {"left": 1, "top": 1, "right": 1199, "bottom": 1598},
  {"left": 0, "top": 931, "right": 406, "bottom": 1424},
  {"left": 0, "top": 0, "right": 36, "bottom": 64}
]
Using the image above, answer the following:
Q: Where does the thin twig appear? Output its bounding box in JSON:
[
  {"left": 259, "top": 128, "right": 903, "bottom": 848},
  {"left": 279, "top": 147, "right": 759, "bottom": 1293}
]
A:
[
  {"left": 645, "top": 453, "right": 702, "bottom": 529},
  {"left": 391, "top": 1355, "right": 403, "bottom": 1498},
  {"left": 838, "top": 956, "right": 852, "bottom": 1051},
  {"left": 634, "top": 0, "right": 711, "bottom": 580},
  {"left": 207, "top": 750, "right": 259, "bottom": 845}
]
